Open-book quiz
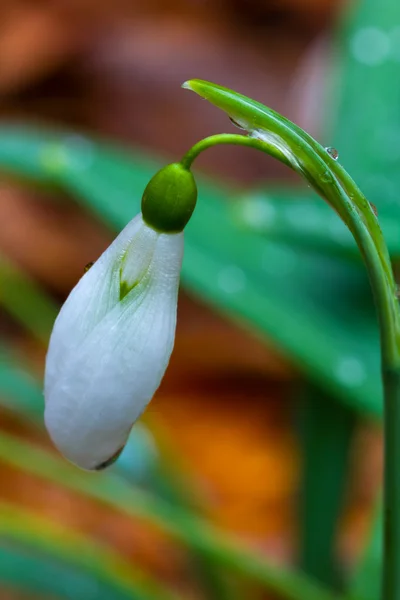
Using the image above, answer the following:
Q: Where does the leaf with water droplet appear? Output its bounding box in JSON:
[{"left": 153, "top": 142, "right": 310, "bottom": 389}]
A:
[{"left": 325, "top": 147, "right": 339, "bottom": 161}]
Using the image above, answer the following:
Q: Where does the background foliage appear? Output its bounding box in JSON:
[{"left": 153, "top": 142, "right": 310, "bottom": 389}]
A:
[{"left": 0, "top": 0, "right": 397, "bottom": 598}]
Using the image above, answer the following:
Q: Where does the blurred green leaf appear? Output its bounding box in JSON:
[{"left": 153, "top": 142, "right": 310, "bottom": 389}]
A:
[
  {"left": 298, "top": 388, "right": 355, "bottom": 588},
  {"left": 0, "top": 501, "right": 177, "bottom": 600},
  {"left": 0, "top": 347, "right": 43, "bottom": 418},
  {"left": 0, "top": 126, "right": 384, "bottom": 419},
  {"left": 0, "top": 345, "right": 187, "bottom": 498},
  {"left": 0, "top": 0, "right": 394, "bottom": 424},
  {"left": 0, "top": 429, "right": 338, "bottom": 600},
  {"left": 235, "top": 0, "right": 400, "bottom": 260},
  {"left": 0, "top": 545, "right": 137, "bottom": 600},
  {"left": 331, "top": 0, "right": 400, "bottom": 219},
  {"left": 233, "top": 188, "right": 400, "bottom": 259},
  {"left": 232, "top": 188, "right": 356, "bottom": 257},
  {"left": 349, "top": 503, "right": 382, "bottom": 600},
  {"left": 0, "top": 348, "right": 238, "bottom": 600},
  {"left": 0, "top": 254, "right": 58, "bottom": 345},
  {"left": 291, "top": 0, "right": 399, "bottom": 591},
  {"left": 0, "top": 344, "right": 176, "bottom": 495},
  {"left": 0, "top": 2, "right": 396, "bottom": 598}
]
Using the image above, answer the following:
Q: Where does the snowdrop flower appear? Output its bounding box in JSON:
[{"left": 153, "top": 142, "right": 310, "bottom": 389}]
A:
[{"left": 44, "top": 163, "right": 197, "bottom": 470}]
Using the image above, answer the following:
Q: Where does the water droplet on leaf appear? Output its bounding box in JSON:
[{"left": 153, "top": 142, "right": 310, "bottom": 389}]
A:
[{"left": 325, "top": 147, "right": 339, "bottom": 160}]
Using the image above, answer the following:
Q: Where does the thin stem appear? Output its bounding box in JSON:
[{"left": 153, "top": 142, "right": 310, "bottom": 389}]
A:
[
  {"left": 383, "top": 368, "right": 400, "bottom": 598},
  {"left": 182, "top": 133, "right": 400, "bottom": 362},
  {"left": 181, "top": 130, "right": 400, "bottom": 600},
  {"left": 181, "top": 133, "right": 292, "bottom": 170},
  {"left": 318, "top": 157, "right": 400, "bottom": 600}
]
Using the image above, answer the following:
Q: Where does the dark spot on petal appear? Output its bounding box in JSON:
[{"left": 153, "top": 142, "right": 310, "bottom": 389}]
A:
[
  {"left": 84, "top": 261, "right": 94, "bottom": 273},
  {"left": 94, "top": 445, "right": 125, "bottom": 471}
]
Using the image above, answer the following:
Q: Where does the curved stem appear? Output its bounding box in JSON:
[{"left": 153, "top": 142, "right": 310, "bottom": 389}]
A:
[
  {"left": 182, "top": 133, "right": 400, "bottom": 363},
  {"left": 181, "top": 131, "right": 400, "bottom": 600},
  {"left": 181, "top": 133, "right": 292, "bottom": 170}
]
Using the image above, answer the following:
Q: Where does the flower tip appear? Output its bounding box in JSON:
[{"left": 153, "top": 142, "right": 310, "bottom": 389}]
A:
[
  {"left": 181, "top": 79, "right": 208, "bottom": 94},
  {"left": 181, "top": 79, "right": 213, "bottom": 97},
  {"left": 180, "top": 80, "right": 234, "bottom": 111}
]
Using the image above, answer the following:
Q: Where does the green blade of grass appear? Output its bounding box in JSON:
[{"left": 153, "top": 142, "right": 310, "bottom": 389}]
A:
[
  {"left": 233, "top": 188, "right": 400, "bottom": 259},
  {"left": 0, "top": 348, "right": 236, "bottom": 600},
  {"left": 0, "top": 428, "right": 339, "bottom": 600},
  {"left": 329, "top": 0, "right": 400, "bottom": 217},
  {"left": 0, "top": 254, "right": 58, "bottom": 345},
  {"left": 297, "top": 386, "right": 356, "bottom": 588},
  {"left": 349, "top": 502, "right": 382, "bottom": 600},
  {"left": 0, "top": 349, "right": 44, "bottom": 418},
  {"left": 0, "top": 500, "right": 179, "bottom": 600}
]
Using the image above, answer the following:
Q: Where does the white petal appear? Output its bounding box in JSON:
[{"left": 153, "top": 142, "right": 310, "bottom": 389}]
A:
[
  {"left": 44, "top": 216, "right": 183, "bottom": 470},
  {"left": 45, "top": 213, "right": 146, "bottom": 392}
]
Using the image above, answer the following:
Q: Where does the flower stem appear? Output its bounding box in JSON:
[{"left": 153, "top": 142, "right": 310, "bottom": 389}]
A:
[
  {"left": 182, "top": 130, "right": 400, "bottom": 600},
  {"left": 181, "top": 133, "right": 292, "bottom": 171},
  {"left": 383, "top": 367, "right": 400, "bottom": 598}
]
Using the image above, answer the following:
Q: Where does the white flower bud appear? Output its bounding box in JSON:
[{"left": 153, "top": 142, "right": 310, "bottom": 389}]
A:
[{"left": 44, "top": 213, "right": 183, "bottom": 471}]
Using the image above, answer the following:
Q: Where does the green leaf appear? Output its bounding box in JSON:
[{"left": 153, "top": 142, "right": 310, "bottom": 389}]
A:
[
  {"left": 0, "top": 429, "right": 339, "bottom": 600},
  {"left": 0, "top": 347, "right": 44, "bottom": 417},
  {"left": 0, "top": 347, "right": 237, "bottom": 600},
  {"left": 297, "top": 387, "right": 356, "bottom": 588},
  {"left": 233, "top": 188, "right": 400, "bottom": 259},
  {"left": 0, "top": 344, "right": 172, "bottom": 493},
  {"left": 0, "top": 345, "right": 188, "bottom": 496},
  {"left": 215, "top": 0, "right": 400, "bottom": 262},
  {"left": 330, "top": 0, "right": 400, "bottom": 218},
  {"left": 0, "top": 501, "right": 177, "bottom": 600},
  {"left": 0, "top": 254, "right": 58, "bottom": 345},
  {"left": 0, "top": 545, "right": 134, "bottom": 600},
  {"left": 350, "top": 503, "right": 382, "bottom": 600}
]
